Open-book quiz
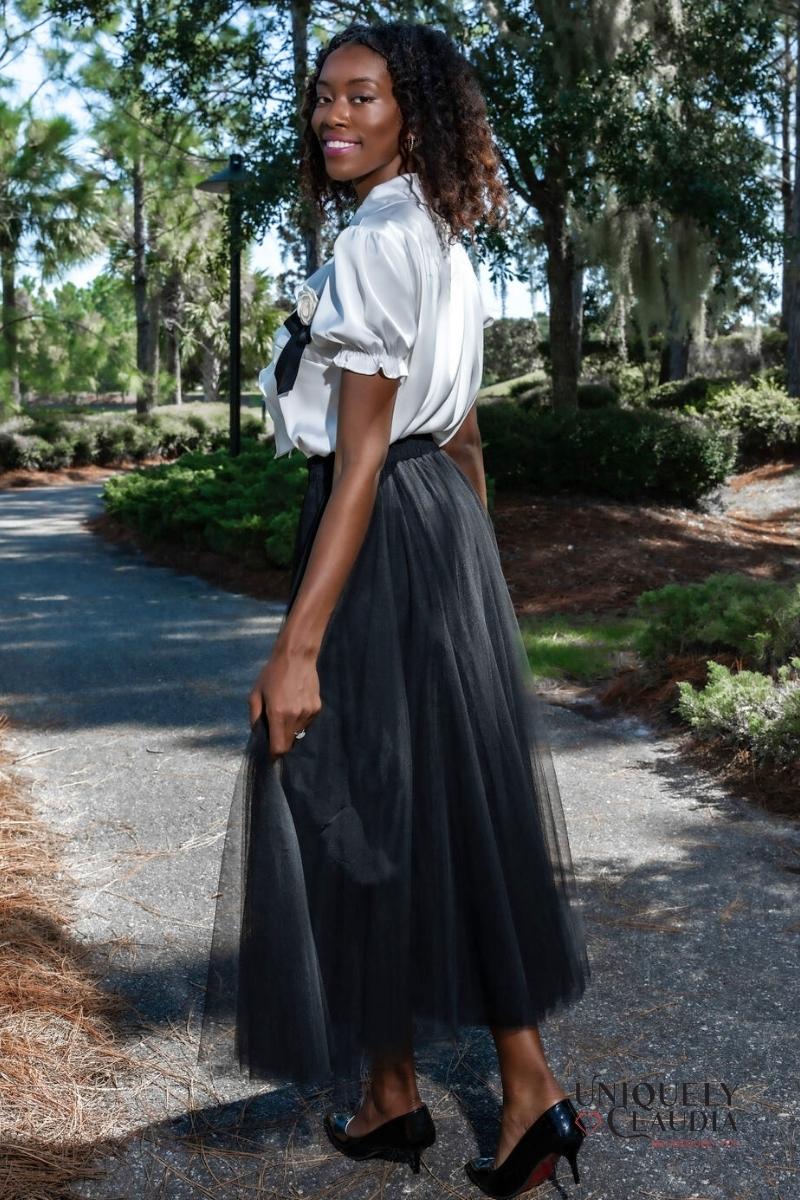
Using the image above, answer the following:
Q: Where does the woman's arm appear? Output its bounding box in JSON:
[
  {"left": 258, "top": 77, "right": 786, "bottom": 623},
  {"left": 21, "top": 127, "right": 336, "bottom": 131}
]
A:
[
  {"left": 248, "top": 366, "right": 400, "bottom": 758},
  {"left": 440, "top": 402, "right": 488, "bottom": 509}
]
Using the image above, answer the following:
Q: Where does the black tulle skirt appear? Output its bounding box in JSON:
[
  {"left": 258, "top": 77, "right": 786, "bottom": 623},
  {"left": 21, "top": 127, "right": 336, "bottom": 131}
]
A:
[{"left": 197, "top": 432, "right": 591, "bottom": 1088}]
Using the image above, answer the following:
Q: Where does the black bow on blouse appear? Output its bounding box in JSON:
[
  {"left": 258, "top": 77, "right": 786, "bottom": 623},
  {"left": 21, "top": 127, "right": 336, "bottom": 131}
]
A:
[{"left": 274, "top": 310, "right": 313, "bottom": 395}]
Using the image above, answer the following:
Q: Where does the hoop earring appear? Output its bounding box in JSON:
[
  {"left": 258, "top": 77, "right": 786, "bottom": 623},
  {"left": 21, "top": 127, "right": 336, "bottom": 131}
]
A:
[{"left": 406, "top": 132, "right": 419, "bottom": 155}]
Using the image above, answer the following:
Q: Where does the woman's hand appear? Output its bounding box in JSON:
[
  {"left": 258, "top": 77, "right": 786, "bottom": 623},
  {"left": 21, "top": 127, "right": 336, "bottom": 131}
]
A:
[{"left": 248, "top": 645, "right": 322, "bottom": 761}]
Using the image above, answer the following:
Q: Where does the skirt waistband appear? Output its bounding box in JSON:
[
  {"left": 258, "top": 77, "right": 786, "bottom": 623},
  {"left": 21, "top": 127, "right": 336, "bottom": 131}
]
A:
[{"left": 308, "top": 433, "right": 439, "bottom": 473}]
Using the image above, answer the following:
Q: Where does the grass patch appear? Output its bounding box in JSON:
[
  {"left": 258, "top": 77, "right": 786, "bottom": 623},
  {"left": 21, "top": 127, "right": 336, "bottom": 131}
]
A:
[
  {"left": 477, "top": 371, "right": 542, "bottom": 400},
  {"left": 80, "top": 397, "right": 265, "bottom": 422},
  {"left": 519, "top": 613, "right": 645, "bottom": 682}
]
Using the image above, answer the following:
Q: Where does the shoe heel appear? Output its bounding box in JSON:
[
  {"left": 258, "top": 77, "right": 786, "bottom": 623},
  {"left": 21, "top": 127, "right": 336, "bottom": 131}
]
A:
[
  {"left": 409, "top": 1147, "right": 421, "bottom": 1174},
  {"left": 563, "top": 1146, "right": 580, "bottom": 1184}
]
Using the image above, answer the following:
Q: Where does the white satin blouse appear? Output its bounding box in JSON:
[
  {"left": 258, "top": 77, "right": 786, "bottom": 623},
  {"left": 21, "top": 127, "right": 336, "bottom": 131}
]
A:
[{"left": 258, "top": 171, "right": 493, "bottom": 459}]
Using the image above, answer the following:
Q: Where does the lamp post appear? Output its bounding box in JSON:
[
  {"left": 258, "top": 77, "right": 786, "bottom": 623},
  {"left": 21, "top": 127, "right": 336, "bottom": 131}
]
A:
[{"left": 197, "top": 152, "right": 252, "bottom": 457}]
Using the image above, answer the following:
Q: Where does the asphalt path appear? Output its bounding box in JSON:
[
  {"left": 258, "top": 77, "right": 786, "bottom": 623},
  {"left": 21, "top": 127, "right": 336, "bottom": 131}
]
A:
[{"left": 1, "top": 479, "right": 798, "bottom": 1199}]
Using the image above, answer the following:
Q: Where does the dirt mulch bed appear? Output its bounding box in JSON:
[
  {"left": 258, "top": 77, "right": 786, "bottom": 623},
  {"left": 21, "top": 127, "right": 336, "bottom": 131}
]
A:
[
  {"left": 493, "top": 483, "right": 799, "bottom": 617},
  {"left": 0, "top": 459, "right": 170, "bottom": 491}
]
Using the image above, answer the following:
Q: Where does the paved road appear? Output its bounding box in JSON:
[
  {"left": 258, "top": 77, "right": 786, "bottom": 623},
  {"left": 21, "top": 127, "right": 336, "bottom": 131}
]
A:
[{"left": 1, "top": 481, "right": 798, "bottom": 1199}]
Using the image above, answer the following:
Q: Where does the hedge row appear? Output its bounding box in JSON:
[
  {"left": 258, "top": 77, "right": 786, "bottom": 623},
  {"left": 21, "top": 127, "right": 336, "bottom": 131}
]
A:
[
  {"left": 478, "top": 403, "right": 737, "bottom": 504},
  {"left": 101, "top": 402, "right": 738, "bottom": 581},
  {"left": 509, "top": 373, "right": 800, "bottom": 461},
  {"left": 99, "top": 404, "right": 744, "bottom": 580},
  {"left": 5, "top": 374, "right": 798, "bottom": 490},
  {"left": 0, "top": 409, "right": 264, "bottom": 471},
  {"left": 102, "top": 443, "right": 307, "bottom": 569}
]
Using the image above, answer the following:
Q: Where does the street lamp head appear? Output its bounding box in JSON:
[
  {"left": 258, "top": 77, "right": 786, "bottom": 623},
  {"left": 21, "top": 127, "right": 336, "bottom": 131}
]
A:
[{"left": 197, "top": 152, "right": 252, "bottom": 194}]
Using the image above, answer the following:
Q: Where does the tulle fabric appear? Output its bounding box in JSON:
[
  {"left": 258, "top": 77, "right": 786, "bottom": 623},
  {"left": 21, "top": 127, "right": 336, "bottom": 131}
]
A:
[{"left": 197, "top": 433, "right": 591, "bottom": 1087}]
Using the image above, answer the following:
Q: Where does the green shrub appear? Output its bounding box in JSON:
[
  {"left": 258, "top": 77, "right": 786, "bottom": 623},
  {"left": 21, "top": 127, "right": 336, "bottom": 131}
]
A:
[
  {"left": 601, "top": 362, "right": 659, "bottom": 409},
  {"left": 477, "top": 402, "right": 737, "bottom": 504},
  {"left": 207, "top": 425, "right": 233, "bottom": 452},
  {"left": 128, "top": 423, "right": 163, "bottom": 461},
  {"left": 0, "top": 404, "right": 260, "bottom": 472},
  {"left": 577, "top": 381, "right": 619, "bottom": 409},
  {"left": 580, "top": 336, "right": 621, "bottom": 362},
  {"left": 154, "top": 426, "right": 195, "bottom": 457},
  {"left": 506, "top": 376, "right": 552, "bottom": 410},
  {"left": 102, "top": 432, "right": 493, "bottom": 568},
  {"left": 760, "top": 327, "right": 788, "bottom": 364},
  {"left": 71, "top": 429, "right": 97, "bottom": 466},
  {"left": 697, "top": 379, "right": 800, "bottom": 458},
  {"left": 705, "top": 328, "right": 787, "bottom": 375},
  {"left": 264, "top": 510, "right": 301, "bottom": 567},
  {"left": 94, "top": 421, "right": 130, "bottom": 465},
  {"left": 39, "top": 437, "right": 78, "bottom": 470},
  {"left": 102, "top": 442, "right": 308, "bottom": 569},
  {"left": 0, "top": 433, "right": 52, "bottom": 469},
  {"left": 0, "top": 432, "right": 20, "bottom": 469},
  {"left": 27, "top": 411, "right": 72, "bottom": 440},
  {"left": 483, "top": 318, "right": 542, "bottom": 386},
  {"left": 634, "top": 573, "right": 800, "bottom": 673},
  {"left": 750, "top": 363, "right": 787, "bottom": 390},
  {"left": 242, "top": 412, "right": 264, "bottom": 438},
  {"left": 675, "top": 657, "right": 800, "bottom": 767},
  {"left": 507, "top": 377, "right": 544, "bottom": 399},
  {"left": 648, "top": 375, "right": 733, "bottom": 412},
  {"left": 185, "top": 412, "right": 210, "bottom": 435},
  {"left": 204, "top": 511, "right": 270, "bottom": 557}
]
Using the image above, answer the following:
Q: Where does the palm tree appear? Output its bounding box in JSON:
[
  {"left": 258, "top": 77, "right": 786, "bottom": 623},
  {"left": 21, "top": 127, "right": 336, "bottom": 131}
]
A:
[{"left": 0, "top": 99, "right": 101, "bottom": 408}]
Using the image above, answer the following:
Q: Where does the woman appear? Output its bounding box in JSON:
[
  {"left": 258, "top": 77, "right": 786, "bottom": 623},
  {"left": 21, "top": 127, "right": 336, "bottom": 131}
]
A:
[{"left": 198, "top": 20, "right": 591, "bottom": 1198}]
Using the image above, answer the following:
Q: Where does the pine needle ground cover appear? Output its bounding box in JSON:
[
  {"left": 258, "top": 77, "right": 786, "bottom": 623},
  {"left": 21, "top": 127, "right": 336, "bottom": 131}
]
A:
[{"left": 0, "top": 714, "right": 134, "bottom": 1200}]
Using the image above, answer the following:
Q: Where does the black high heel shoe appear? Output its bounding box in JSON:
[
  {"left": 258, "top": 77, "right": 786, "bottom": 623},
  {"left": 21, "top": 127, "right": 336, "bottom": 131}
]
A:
[
  {"left": 464, "top": 1097, "right": 585, "bottom": 1197},
  {"left": 323, "top": 1102, "right": 436, "bottom": 1174}
]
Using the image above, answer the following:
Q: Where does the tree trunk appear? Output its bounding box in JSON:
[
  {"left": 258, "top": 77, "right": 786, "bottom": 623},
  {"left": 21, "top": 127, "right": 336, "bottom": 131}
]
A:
[
  {"left": 787, "top": 7, "right": 800, "bottom": 397},
  {"left": 145, "top": 286, "right": 160, "bottom": 408},
  {"left": 0, "top": 235, "right": 20, "bottom": 410},
  {"left": 166, "top": 271, "right": 183, "bottom": 403},
  {"left": 542, "top": 202, "right": 582, "bottom": 411},
  {"left": 780, "top": 20, "right": 794, "bottom": 334},
  {"left": 659, "top": 299, "right": 692, "bottom": 382},
  {"left": 165, "top": 271, "right": 185, "bottom": 403},
  {"left": 290, "top": 0, "right": 322, "bottom": 277},
  {"left": 132, "top": 154, "right": 151, "bottom": 414},
  {"left": 201, "top": 342, "right": 221, "bottom": 402},
  {"left": 164, "top": 270, "right": 183, "bottom": 404},
  {"left": 173, "top": 332, "right": 182, "bottom": 406}
]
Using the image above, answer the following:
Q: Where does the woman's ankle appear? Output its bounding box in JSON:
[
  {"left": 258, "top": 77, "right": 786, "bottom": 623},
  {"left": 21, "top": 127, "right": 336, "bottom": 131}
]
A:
[
  {"left": 501, "top": 1073, "right": 567, "bottom": 1115},
  {"left": 366, "top": 1075, "right": 422, "bottom": 1115},
  {"left": 365, "top": 1044, "right": 420, "bottom": 1113}
]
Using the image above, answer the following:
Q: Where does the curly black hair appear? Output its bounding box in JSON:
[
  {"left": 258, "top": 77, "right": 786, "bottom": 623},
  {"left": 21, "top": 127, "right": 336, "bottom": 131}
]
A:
[{"left": 298, "top": 21, "right": 508, "bottom": 245}]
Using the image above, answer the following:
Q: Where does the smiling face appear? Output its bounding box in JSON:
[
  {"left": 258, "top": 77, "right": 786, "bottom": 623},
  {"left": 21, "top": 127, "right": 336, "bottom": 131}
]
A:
[{"left": 310, "top": 42, "right": 410, "bottom": 202}]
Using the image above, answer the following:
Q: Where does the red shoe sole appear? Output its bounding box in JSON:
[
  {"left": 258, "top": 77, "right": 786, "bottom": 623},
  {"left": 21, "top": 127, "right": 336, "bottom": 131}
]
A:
[{"left": 519, "top": 1150, "right": 559, "bottom": 1193}]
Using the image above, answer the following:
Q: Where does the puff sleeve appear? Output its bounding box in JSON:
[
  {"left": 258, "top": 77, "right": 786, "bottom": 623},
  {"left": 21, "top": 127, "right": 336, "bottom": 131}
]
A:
[{"left": 310, "top": 222, "right": 420, "bottom": 379}]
